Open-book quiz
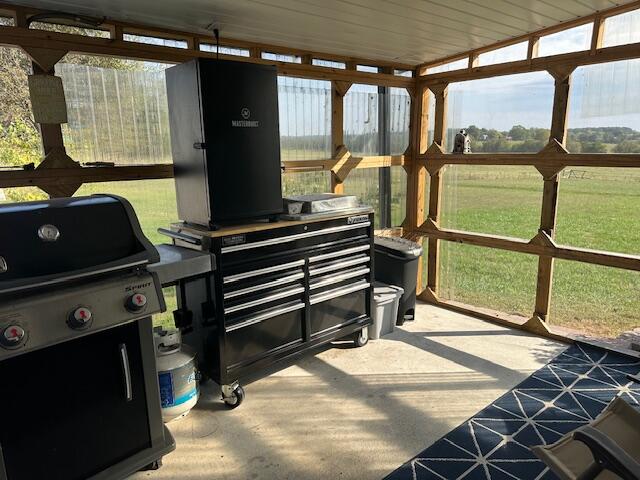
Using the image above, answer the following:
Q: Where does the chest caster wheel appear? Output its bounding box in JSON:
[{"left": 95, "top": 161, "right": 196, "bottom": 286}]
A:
[
  {"left": 353, "top": 328, "right": 369, "bottom": 347},
  {"left": 140, "top": 459, "right": 162, "bottom": 471},
  {"left": 222, "top": 383, "right": 245, "bottom": 409}
]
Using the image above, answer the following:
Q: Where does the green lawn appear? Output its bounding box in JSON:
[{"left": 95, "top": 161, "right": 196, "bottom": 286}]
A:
[
  {"left": 436, "top": 165, "right": 640, "bottom": 338},
  {"left": 2, "top": 166, "right": 637, "bottom": 338},
  {"left": 76, "top": 179, "right": 180, "bottom": 327}
]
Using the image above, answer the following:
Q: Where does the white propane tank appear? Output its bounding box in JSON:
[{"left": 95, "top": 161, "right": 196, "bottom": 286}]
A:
[{"left": 153, "top": 327, "right": 199, "bottom": 422}]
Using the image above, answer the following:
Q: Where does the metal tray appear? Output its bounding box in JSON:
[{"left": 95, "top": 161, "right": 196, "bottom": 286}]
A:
[{"left": 283, "top": 194, "right": 359, "bottom": 213}]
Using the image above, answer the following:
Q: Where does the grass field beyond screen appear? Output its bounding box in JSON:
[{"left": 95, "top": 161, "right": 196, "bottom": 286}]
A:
[{"left": 439, "top": 165, "right": 639, "bottom": 338}]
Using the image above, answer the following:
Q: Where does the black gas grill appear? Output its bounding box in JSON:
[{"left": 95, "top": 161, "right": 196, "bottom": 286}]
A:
[{"left": 0, "top": 195, "right": 174, "bottom": 480}]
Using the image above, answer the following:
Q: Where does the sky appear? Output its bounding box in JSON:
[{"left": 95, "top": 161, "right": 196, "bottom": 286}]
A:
[
  {"left": 446, "top": 58, "right": 640, "bottom": 133},
  {"left": 432, "top": 13, "right": 640, "bottom": 133}
]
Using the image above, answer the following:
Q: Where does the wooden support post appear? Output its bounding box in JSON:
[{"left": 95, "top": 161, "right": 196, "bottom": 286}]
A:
[
  {"left": 403, "top": 85, "right": 428, "bottom": 291},
  {"left": 111, "top": 25, "right": 124, "bottom": 41},
  {"left": 424, "top": 83, "right": 448, "bottom": 300},
  {"left": 25, "top": 52, "right": 81, "bottom": 198},
  {"left": 528, "top": 36, "right": 540, "bottom": 60},
  {"left": 331, "top": 80, "right": 351, "bottom": 193},
  {"left": 591, "top": 15, "right": 605, "bottom": 54},
  {"left": 531, "top": 67, "right": 574, "bottom": 326},
  {"left": 469, "top": 52, "right": 479, "bottom": 69},
  {"left": 30, "top": 62, "right": 66, "bottom": 156}
]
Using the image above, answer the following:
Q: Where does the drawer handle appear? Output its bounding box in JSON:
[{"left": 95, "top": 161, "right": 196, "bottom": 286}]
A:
[
  {"left": 309, "top": 256, "right": 370, "bottom": 276},
  {"left": 310, "top": 267, "right": 370, "bottom": 290},
  {"left": 119, "top": 343, "right": 133, "bottom": 402},
  {"left": 223, "top": 259, "right": 305, "bottom": 284},
  {"left": 224, "top": 272, "right": 305, "bottom": 299},
  {"left": 309, "top": 244, "right": 370, "bottom": 263},
  {"left": 225, "top": 286, "right": 305, "bottom": 314},
  {"left": 221, "top": 222, "right": 371, "bottom": 253},
  {"left": 226, "top": 301, "right": 305, "bottom": 332},
  {"left": 309, "top": 281, "right": 370, "bottom": 305}
]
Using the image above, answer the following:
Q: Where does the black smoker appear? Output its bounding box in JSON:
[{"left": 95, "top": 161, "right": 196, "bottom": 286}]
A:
[
  {"left": 0, "top": 195, "right": 174, "bottom": 480},
  {"left": 165, "top": 59, "right": 283, "bottom": 229}
]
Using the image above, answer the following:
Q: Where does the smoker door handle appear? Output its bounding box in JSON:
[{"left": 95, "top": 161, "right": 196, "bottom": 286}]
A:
[{"left": 119, "top": 343, "right": 133, "bottom": 402}]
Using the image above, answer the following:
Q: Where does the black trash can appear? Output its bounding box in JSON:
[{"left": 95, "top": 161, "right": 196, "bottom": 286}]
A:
[{"left": 373, "top": 236, "right": 423, "bottom": 326}]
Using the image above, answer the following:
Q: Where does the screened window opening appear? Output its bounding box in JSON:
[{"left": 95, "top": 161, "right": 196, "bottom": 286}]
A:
[
  {"left": 389, "top": 87, "right": 410, "bottom": 155},
  {"left": 282, "top": 171, "right": 331, "bottom": 196},
  {"left": 312, "top": 59, "right": 346, "bottom": 69},
  {"left": 344, "top": 84, "right": 380, "bottom": 156},
  {"left": 357, "top": 65, "right": 379, "bottom": 73},
  {"left": 28, "top": 22, "right": 110, "bottom": 38},
  {"left": 123, "top": 33, "right": 188, "bottom": 49},
  {"left": 602, "top": 8, "right": 640, "bottom": 48},
  {"left": 344, "top": 83, "right": 410, "bottom": 228},
  {"left": 262, "top": 52, "right": 302, "bottom": 63},
  {"left": 425, "top": 58, "right": 468, "bottom": 74},
  {"left": 0, "top": 45, "right": 42, "bottom": 181},
  {"left": 199, "top": 44, "right": 250, "bottom": 57},
  {"left": 446, "top": 72, "right": 554, "bottom": 152},
  {"left": 58, "top": 55, "right": 173, "bottom": 165},
  {"left": 439, "top": 242, "right": 538, "bottom": 318},
  {"left": 567, "top": 59, "right": 640, "bottom": 154},
  {"left": 477, "top": 41, "right": 528, "bottom": 66},
  {"left": 277, "top": 76, "right": 331, "bottom": 161},
  {"left": 536, "top": 23, "right": 592, "bottom": 57}
]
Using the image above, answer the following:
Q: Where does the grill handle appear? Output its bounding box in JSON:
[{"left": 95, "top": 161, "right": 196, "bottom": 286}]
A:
[
  {"left": 158, "top": 228, "right": 202, "bottom": 246},
  {"left": 119, "top": 343, "right": 133, "bottom": 402}
]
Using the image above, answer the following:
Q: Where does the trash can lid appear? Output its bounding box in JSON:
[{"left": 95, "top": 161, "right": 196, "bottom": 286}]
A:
[
  {"left": 373, "top": 282, "right": 404, "bottom": 302},
  {"left": 374, "top": 236, "right": 423, "bottom": 258}
]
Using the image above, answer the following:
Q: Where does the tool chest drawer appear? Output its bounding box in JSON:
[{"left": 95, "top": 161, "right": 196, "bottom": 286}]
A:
[
  {"left": 309, "top": 280, "right": 370, "bottom": 335},
  {"left": 218, "top": 215, "right": 371, "bottom": 265},
  {"left": 224, "top": 302, "right": 304, "bottom": 368}
]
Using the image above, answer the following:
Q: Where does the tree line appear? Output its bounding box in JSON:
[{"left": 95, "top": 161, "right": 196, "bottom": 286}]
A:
[{"left": 456, "top": 125, "right": 640, "bottom": 153}]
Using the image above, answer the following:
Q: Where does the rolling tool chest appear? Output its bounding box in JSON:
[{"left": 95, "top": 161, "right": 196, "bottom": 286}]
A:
[{"left": 163, "top": 210, "right": 374, "bottom": 407}]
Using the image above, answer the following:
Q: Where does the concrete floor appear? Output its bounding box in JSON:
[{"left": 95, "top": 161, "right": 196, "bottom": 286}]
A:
[{"left": 133, "top": 303, "right": 567, "bottom": 480}]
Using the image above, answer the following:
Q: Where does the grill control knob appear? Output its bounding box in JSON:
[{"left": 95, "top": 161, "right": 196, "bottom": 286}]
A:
[
  {"left": 125, "top": 293, "right": 148, "bottom": 313},
  {"left": 68, "top": 307, "right": 92, "bottom": 330},
  {"left": 0, "top": 325, "right": 26, "bottom": 349}
]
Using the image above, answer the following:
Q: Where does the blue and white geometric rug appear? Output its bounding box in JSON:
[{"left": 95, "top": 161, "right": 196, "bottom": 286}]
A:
[{"left": 384, "top": 342, "right": 640, "bottom": 480}]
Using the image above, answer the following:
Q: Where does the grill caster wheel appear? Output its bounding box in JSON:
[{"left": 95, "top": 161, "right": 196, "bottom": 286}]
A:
[
  {"left": 354, "top": 328, "right": 369, "bottom": 347},
  {"left": 222, "top": 383, "right": 245, "bottom": 409}
]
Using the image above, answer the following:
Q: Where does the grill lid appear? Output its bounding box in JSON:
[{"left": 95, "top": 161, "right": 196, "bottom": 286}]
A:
[{"left": 0, "top": 194, "right": 158, "bottom": 294}]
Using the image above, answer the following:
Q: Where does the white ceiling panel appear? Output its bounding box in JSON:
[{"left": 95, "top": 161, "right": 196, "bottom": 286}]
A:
[{"left": 7, "top": 0, "right": 636, "bottom": 65}]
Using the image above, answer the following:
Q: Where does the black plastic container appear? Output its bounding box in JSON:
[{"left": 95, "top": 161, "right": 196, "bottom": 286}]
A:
[{"left": 373, "top": 236, "right": 423, "bottom": 325}]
